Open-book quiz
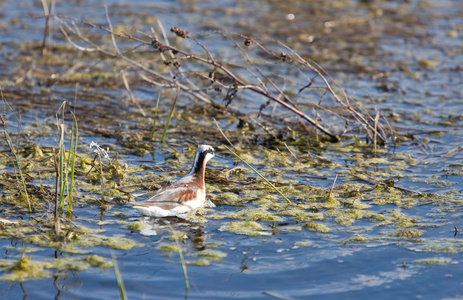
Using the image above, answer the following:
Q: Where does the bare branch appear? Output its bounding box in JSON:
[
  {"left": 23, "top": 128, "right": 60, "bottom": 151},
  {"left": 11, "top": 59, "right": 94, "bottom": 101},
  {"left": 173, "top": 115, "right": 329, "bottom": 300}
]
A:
[{"left": 54, "top": 14, "right": 393, "bottom": 144}]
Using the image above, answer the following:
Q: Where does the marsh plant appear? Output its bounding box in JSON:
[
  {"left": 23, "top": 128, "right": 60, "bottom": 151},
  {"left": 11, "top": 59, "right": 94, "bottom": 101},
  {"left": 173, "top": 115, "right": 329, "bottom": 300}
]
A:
[
  {"left": 55, "top": 12, "right": 391, "bottom": 146},
  {"left": 53, "top": 102, "right": 79, "bottom": 236},
  {"left": 1, "top": 104, "right": 31, "bottom": 213}
]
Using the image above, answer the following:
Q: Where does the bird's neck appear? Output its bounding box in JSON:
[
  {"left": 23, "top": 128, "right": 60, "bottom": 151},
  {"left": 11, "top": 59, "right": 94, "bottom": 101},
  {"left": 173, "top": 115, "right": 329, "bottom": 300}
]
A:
[{"left": 188, "top": 152, "right": 207, "bottom": 182}]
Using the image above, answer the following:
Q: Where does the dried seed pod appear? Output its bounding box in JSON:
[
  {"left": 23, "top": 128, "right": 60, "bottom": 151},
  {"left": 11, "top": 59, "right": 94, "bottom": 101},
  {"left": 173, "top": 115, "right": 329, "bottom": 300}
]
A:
[
  {"left": 280, "top": 52, "right": 292, "bottom": 62},
  {"left": 171, "top": 26, "right": 189, "bottom": 38}
]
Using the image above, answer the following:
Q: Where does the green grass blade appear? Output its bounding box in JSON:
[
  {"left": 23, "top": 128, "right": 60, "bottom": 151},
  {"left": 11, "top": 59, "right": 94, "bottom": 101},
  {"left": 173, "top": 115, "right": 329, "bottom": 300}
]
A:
[
  {"left": 166, "top": 223, "right": 190, "bottom": 291},
  {"left": 58, "top": 123, "right": 66, "bottom": 210},
  {"left": 151, "top": 93, "right": 161, "bottom": 141},
  {"left": 223, "top": 145, "right": 291, "bottom": 204},
  {"left": 55, "top": 102, "right": 67, "bottom": 211},
  {"left": 214, "top": 118, "right": 291, "bottom": 204},
  {"left": 160, "top": 90, "right": 179, "bottom": 143},
  {"left": 111, "top": 251, "right": 127, "bottom": 300},
  {"left": 66, "top": 112, "right": 78, "bottom": 214}
]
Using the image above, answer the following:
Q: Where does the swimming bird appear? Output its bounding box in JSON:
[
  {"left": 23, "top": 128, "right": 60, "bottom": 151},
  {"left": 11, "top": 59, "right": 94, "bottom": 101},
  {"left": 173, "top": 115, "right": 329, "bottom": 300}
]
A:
[{"left": 133, "top": 145, "right": 215, "bottom": 217}]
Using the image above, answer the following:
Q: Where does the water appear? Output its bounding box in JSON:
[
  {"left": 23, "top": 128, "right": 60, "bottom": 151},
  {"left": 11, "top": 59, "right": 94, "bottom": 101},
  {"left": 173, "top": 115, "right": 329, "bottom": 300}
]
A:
[{"left": 1, "top": 0, "right": 463, "bottom": 299}]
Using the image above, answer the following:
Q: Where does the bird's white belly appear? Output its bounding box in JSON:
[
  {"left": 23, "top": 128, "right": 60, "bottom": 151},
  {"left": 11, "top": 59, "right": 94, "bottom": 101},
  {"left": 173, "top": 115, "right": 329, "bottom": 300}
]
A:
[{"left": 134, "top": 189, "right": 206, "bottom": 217}]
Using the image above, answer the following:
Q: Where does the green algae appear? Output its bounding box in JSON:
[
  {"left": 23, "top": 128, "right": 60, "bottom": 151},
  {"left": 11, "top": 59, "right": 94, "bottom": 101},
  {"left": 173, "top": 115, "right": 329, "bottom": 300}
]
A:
[
  {"left": 101, "top": 237, "right": 144, "bottom": 250},
  {"left": 0, "top": 219, "right": 143, "bottom": 251},
  {"left": 281, "top": 226, "right": 302, "bottom": 231},
  {"left": 412, "top": 239, "right": 463, "bottom": 254},
  {"left": 220, "top": 221, "right": 271, "bottom": 236},
  {"left": 264, "top": 148, "right": 292, "bottom": 166},
  {"left": 155, "top": 243, "right": 226, "bottom": 266},
  {"left": 194, "top": 249, "right": 227, "bottom": 261},
  {"left": 322, "top": 196, "right": 343, "bottom": 209},
  {"left": 303, "top": 222, "right": 330, "bottom": 233},
  {"left": 217, "top": 192, "right": 241, "bottom": 202},
  {"left": 417, "top": 59, "right": 439, "bottom": 69},
  {"left": 156, "top": 242, "right": 181, "bottom": 252},
  {"left": 375, "top": 209, "right": 419, "bottom": 228},
  {"left": 124, "top": 221, "right": 149, "bottom": 231},
  {"left": 185, "top": 258, "right": 211, "bottom": 266},
  {"left": 43, "top": 255, "right": 112, "bottom": 271},
  {"left": 226, "top": 208, "right": 284, "bottom": 222},
  {"left": 395, "top": 229, "right": 422, "bottom": 239},
  {"left": 66, "top": 71, "right": 118, "bottom": 82},
  {"left": 346, "top": 235, "right": 368, "bottom": 243},
  {"left": 294, "top": 240, "right": 312, "bottom": 247},
  {"left": 167, "top": 231, "right": 188, "bottom": 242},
  {"left": 0, "top": 254, "right": 113, "bottom": 282},
  {"left": 83, "top": 255, "right": 113, "bottom": 268},
  {"left": 1, "top": 135, "right": 453, "bottom": 270},
  {"left": 414, "top": 258, "right": 451, "bottom": 265},
  {"left": 1, "top": 256, "right": 50, "bottom": 282},
  {"left": 325, "top": 208, "right": 385, "bottom": 227}
]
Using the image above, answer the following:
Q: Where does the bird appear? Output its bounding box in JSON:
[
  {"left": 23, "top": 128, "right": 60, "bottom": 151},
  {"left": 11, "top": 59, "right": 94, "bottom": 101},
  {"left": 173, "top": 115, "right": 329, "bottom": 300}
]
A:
[{"left": 133, "top": 145, "right": 215, "bottom": 217}]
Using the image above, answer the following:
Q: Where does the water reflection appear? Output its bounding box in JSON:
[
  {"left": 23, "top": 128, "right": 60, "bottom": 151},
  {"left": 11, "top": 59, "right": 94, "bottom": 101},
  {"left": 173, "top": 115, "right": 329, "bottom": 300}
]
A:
[
  {"left": 298, "top": 266, "right": 420, "bottom": 296},
  {"left": 137, "top": 216, "right": 205, "bottom": 238},
  {"left": 53, "top": 252, "right": 82, "bottom": 300},
  {"left": 19, "top": 282, "right": 27, "bottom": 300},
  {"left": 52, "top": 270, "right": 82, "bottom": 299}
]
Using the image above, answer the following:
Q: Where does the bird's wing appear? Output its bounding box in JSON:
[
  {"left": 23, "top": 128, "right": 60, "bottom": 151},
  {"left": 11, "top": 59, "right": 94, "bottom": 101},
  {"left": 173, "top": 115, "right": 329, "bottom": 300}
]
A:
[{"left": 133, "top": 184, "right": 199, "bottom": 211}]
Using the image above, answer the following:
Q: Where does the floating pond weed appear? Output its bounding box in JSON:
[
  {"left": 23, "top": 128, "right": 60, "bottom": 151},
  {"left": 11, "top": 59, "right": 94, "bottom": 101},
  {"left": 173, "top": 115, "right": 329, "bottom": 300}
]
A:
[
  {"left": 193, "top": 249, "right": 227, "bottom": 261},
  {"left": 42, "top": 255, "right": 112, "bottom": 271},
  {"left": 185, "top": 258, "right": 211, "bottom": 266},
  {"left": 303, "top": 222, "right": 331, "bottom": 233},
  {"left": 156, "top": 242, "right": 181, "bottom": 253},
  {"left": 1, "top": 255, "right": 50, "bottom": 282},
  {"left": 124, "top": 221, "right": 149, "bottom": 231},
  {"left": 220, "top": 221, "right": 272, "bottom": 236},
  {"left": 394, "top": 229, "right": 422, "bottom": 239},
  {"left": 226, "top": 208, "right": 284, "bottom": 222},
  {"left": 375, "top": 209, "right": 419, "bottom": 228},
  {"left": 294, "top": 240, "right": 312, "bottom": 247},
  {"left": 414, "top": 258, "right": 451, "bottom": 265},
  {"left": 100, "top": 237, "right": 144, "bottom": 250}
]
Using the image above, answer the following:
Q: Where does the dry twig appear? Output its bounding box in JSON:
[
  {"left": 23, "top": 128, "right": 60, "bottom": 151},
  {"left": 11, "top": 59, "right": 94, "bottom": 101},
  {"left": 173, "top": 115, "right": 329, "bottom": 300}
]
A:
[{"left": 55, "top": 13, "right": 390, "bottom": 144}]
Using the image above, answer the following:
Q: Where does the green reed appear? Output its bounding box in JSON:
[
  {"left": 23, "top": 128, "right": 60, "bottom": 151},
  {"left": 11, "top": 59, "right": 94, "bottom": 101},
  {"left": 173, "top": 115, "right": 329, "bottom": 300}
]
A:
[
  {"left": 111, "top": 252, "right": 127, "bottom": 300},
  {"left": 214, "top": 119, "right": 292, "bottom": 204},
  {"left": 160, "top": 89, "right": 179, "bottom": 143},
  {"left": 65, "top": 112, "right": 78, "bottom": 215}
]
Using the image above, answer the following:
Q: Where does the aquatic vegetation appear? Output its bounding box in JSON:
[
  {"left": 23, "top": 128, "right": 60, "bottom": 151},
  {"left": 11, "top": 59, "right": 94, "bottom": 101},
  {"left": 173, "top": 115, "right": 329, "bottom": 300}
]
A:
[
  {"left": 43, "top": 255, "right": 112, "bottom": 271},
  {"left": 0, "top": 253, "right": 113, "bottom": 282},
  {"left": 1, "top": 102, "right": 31, "bottom": 212},
  {"left": 193, "top": 249, "right": 227, "bottom": 261},
  {"left": 1, "top": 255, "right": 50, "bottom": 282},
  {"left": 124, "top": 221, "right": 149, "bottom": 231},
  {"left": 220, "top": 221, "right": 272, "bottom": 236},
  {"left": 156, "top": 243, "right": 181, "bottom": 253},
  {"left": 226, "top": 208, "right": 285, "bottom": 222},
  {"left": 303, "top": 222, "right": 330, "bottom": 233},
  {"left": 100, "top": 237, "right": 144, "bottom": 250},
  {"left": 294, "top": 240, "right": 312, "bottom": 247},
  {"left": 414, "top": 258, "right": 451, "bottom": 265}
]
